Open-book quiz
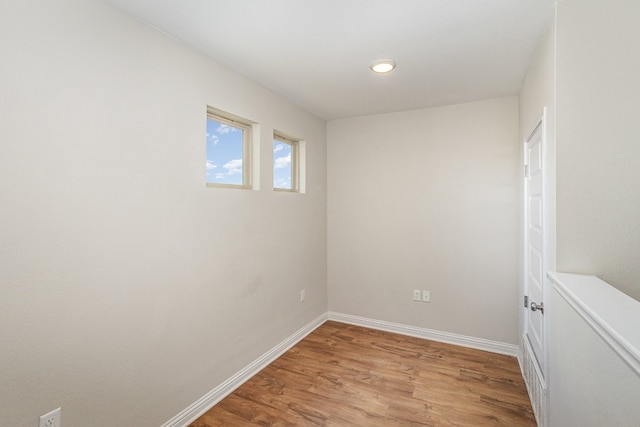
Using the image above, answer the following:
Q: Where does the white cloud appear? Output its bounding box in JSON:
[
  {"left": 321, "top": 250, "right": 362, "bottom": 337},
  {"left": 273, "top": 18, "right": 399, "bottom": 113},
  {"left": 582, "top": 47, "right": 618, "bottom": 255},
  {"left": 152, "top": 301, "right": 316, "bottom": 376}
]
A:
[
  {"left": 207, "top": 132, "right": 220, "bottom": 145},
  {"left": 274, "top": 143, "right": 285, "bottom": 153},
  {"left": 206, "top": 160, "right": 217, "bottom": 170},
  {"left": 223, "top": 158, "right": 243, "bottom": 175},
  {"left": 274, "top": 153, "right": 291, "bottom": 169},
  {"left": 217, "top": 124, "right": 238, "bottom": 135},
  {"left": 275, "top": 178, "right": 290, "bottom": 187}
]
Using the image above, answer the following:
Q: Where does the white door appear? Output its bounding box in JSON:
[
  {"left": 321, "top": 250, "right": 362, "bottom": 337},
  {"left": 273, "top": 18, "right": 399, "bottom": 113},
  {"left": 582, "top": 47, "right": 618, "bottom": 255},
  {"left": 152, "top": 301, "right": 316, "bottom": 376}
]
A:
[{"left": 524, "top": 120, "right": 546, "bottom": 374}]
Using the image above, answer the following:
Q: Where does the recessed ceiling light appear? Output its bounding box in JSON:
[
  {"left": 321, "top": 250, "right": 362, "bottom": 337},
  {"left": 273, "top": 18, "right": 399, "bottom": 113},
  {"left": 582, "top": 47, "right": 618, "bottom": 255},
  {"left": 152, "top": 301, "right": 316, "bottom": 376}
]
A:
[{"left": 370, "top": 59, "right": 396, "bottom": 74}]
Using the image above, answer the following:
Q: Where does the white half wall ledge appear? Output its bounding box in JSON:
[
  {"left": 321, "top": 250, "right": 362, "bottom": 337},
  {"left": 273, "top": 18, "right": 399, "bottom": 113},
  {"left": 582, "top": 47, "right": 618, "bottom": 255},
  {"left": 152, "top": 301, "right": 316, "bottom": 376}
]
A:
[
  {"left": 328, "top": 312, "right": 519, "bottom": 357},
  {"left": 548, "top": 271, "right": 640, "bottom": 375}
]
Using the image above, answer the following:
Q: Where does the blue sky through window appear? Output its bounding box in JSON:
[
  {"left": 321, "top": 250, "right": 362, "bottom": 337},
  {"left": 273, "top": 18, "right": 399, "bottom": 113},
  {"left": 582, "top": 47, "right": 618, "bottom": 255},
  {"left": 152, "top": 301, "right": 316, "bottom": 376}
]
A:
[
  {"left": 273, "top": 141, "right": 292, "bottom": 189},
  {"left": 206, "top": 118, "right": 243, "bottom": 185}
]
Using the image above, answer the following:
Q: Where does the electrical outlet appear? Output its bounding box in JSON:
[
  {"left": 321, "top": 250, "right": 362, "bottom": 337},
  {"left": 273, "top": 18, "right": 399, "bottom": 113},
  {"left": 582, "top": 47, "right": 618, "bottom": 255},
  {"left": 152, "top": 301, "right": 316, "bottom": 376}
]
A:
[
  {"left": 39, "top": 407, "right": 61, "bottom": 427},
  {"left": 300, "top": 289, "right": 306, "bottom": 302},
  {"left": 413, "top": 289, "right": 421, "bottom": 301},
  {"left": 422, "top": 290, "right": 430, "bottom": 302}
]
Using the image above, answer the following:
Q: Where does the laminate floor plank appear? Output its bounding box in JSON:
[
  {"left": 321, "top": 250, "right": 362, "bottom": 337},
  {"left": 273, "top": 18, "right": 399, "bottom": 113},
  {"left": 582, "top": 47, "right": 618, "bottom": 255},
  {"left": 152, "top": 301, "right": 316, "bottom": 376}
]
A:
[{"left": 190, "top": 321, "right": 536, "bottom": 426}]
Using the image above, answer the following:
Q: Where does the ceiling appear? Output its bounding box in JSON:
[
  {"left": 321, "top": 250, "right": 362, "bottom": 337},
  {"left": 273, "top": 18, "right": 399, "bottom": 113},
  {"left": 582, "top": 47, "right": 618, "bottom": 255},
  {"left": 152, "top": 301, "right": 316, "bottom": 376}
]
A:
[{"left": 107, "top": 0, "right": 555, "bottom": 121}]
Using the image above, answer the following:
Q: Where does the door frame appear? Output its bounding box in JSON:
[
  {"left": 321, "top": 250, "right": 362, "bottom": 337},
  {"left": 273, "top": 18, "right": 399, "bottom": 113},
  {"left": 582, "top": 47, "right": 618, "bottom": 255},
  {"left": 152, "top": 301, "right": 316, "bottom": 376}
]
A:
[{"left": 522, "top": 107, "right": 554, "bottom": 383}]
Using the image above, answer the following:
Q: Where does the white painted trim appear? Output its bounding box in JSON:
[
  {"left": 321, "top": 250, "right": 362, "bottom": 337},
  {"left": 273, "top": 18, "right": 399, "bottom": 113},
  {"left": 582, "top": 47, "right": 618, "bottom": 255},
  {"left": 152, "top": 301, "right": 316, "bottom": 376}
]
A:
[
  {"left": 164, "top": 311, "right": 521, "bottom": 426},
  {"left": 548, "top": 272, "right": 640, "bottom": 377},
  {"left": 522, "top": 332, "right": 548, "bottom": 427},
  {"left": 161, "top": 313, "right": 328, "bottom": 427},
  {"left": 522, "top": 333, "right": 547, "bottom": 391},
  {"left": 522, "top": 109, "right": 550, "bottom": 380},
  {"left": 517, "top": 346, "right": 524, "bottom": 374},
  {"left": 328, "top": 312, "right": 518, "bottom": 357}
]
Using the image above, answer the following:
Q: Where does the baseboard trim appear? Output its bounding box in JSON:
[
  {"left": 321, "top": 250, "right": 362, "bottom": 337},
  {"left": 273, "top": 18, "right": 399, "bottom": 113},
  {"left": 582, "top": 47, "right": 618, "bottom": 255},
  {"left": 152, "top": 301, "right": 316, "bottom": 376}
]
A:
[
  {"left": 161, "top": 312, "right": 328, "bottom": 427},
  {"left": 328, "top": 312, "right": 518, "bottom": 357},
  {"left": 164, "top": 311, "right": 517, "bottom": 426}
]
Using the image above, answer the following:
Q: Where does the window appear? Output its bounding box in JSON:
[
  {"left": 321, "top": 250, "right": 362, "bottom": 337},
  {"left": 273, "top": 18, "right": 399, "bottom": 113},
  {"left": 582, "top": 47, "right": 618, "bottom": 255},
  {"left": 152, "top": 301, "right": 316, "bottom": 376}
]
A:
[
  {"left": 273, "top": 133, "right": 299, "bottom": 192},
  {"left": 206, "top": 107, "right": 253, "bottom": 188}
]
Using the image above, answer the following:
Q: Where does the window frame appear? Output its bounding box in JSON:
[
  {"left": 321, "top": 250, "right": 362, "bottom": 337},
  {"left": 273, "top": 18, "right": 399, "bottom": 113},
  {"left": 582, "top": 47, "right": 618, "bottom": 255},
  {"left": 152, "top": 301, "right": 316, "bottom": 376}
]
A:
[
  {"left": 273, "top": 132, "right": 299, "bottom": 192},
  {"left": 206, "top": 107, "right": 253, "bottom": 189}
]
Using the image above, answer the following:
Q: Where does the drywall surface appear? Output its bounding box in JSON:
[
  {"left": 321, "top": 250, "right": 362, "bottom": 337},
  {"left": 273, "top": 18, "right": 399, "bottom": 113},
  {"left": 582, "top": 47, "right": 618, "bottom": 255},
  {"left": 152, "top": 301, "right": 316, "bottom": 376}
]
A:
[
  {"left": 518, "top": 11, "right": 556, "bottom": 354},
  {"left": 556, "top": 0, "right": 640, "bottom": 300},
  {"left": 0, "top": 1, "right": 326, "bottom": 426},
  {"left": 548, "top": 273, "right": 640, "bottom": 427},
  {"left": 520, "top": 12, "right": 556, "bottom": 148},
  {"left": 327, "top": 97, "right": 520, "bottom": 344}
]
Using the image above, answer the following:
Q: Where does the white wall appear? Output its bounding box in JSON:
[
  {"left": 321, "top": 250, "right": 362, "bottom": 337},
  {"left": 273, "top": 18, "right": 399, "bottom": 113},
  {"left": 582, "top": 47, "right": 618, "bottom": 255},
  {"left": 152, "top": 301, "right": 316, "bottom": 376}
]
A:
[
  {"left": 548, "top": 273, "right": 640, "bottom": 427},
  {"left": 556, "top": 0, "right": 640, "bottom": 301},
  {"left": 0, "top": 1, "right": 327, "bottom": 426},
  {"left": 327, "top": 97, "right": 520, "bottom": 344},
  {"left": 518, "top": 9, "right": 556, "bottom": 356},
  {"left": 519, "top": 2, "right": 640, "bottom": 425}
]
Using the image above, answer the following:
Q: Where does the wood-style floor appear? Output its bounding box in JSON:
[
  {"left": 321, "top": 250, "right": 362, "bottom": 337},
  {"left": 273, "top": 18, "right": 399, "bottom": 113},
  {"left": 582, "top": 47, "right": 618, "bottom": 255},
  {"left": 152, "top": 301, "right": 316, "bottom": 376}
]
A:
[{"left": 190, "top": 321, "right": 536, "bottom": 426}]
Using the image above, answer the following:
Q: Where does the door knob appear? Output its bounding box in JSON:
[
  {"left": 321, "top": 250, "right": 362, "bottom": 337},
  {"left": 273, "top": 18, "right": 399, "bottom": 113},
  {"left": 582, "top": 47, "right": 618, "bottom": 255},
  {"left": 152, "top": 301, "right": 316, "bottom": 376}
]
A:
[{"left": 530, "top": 301, "right": 544, "bottom": 314}]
